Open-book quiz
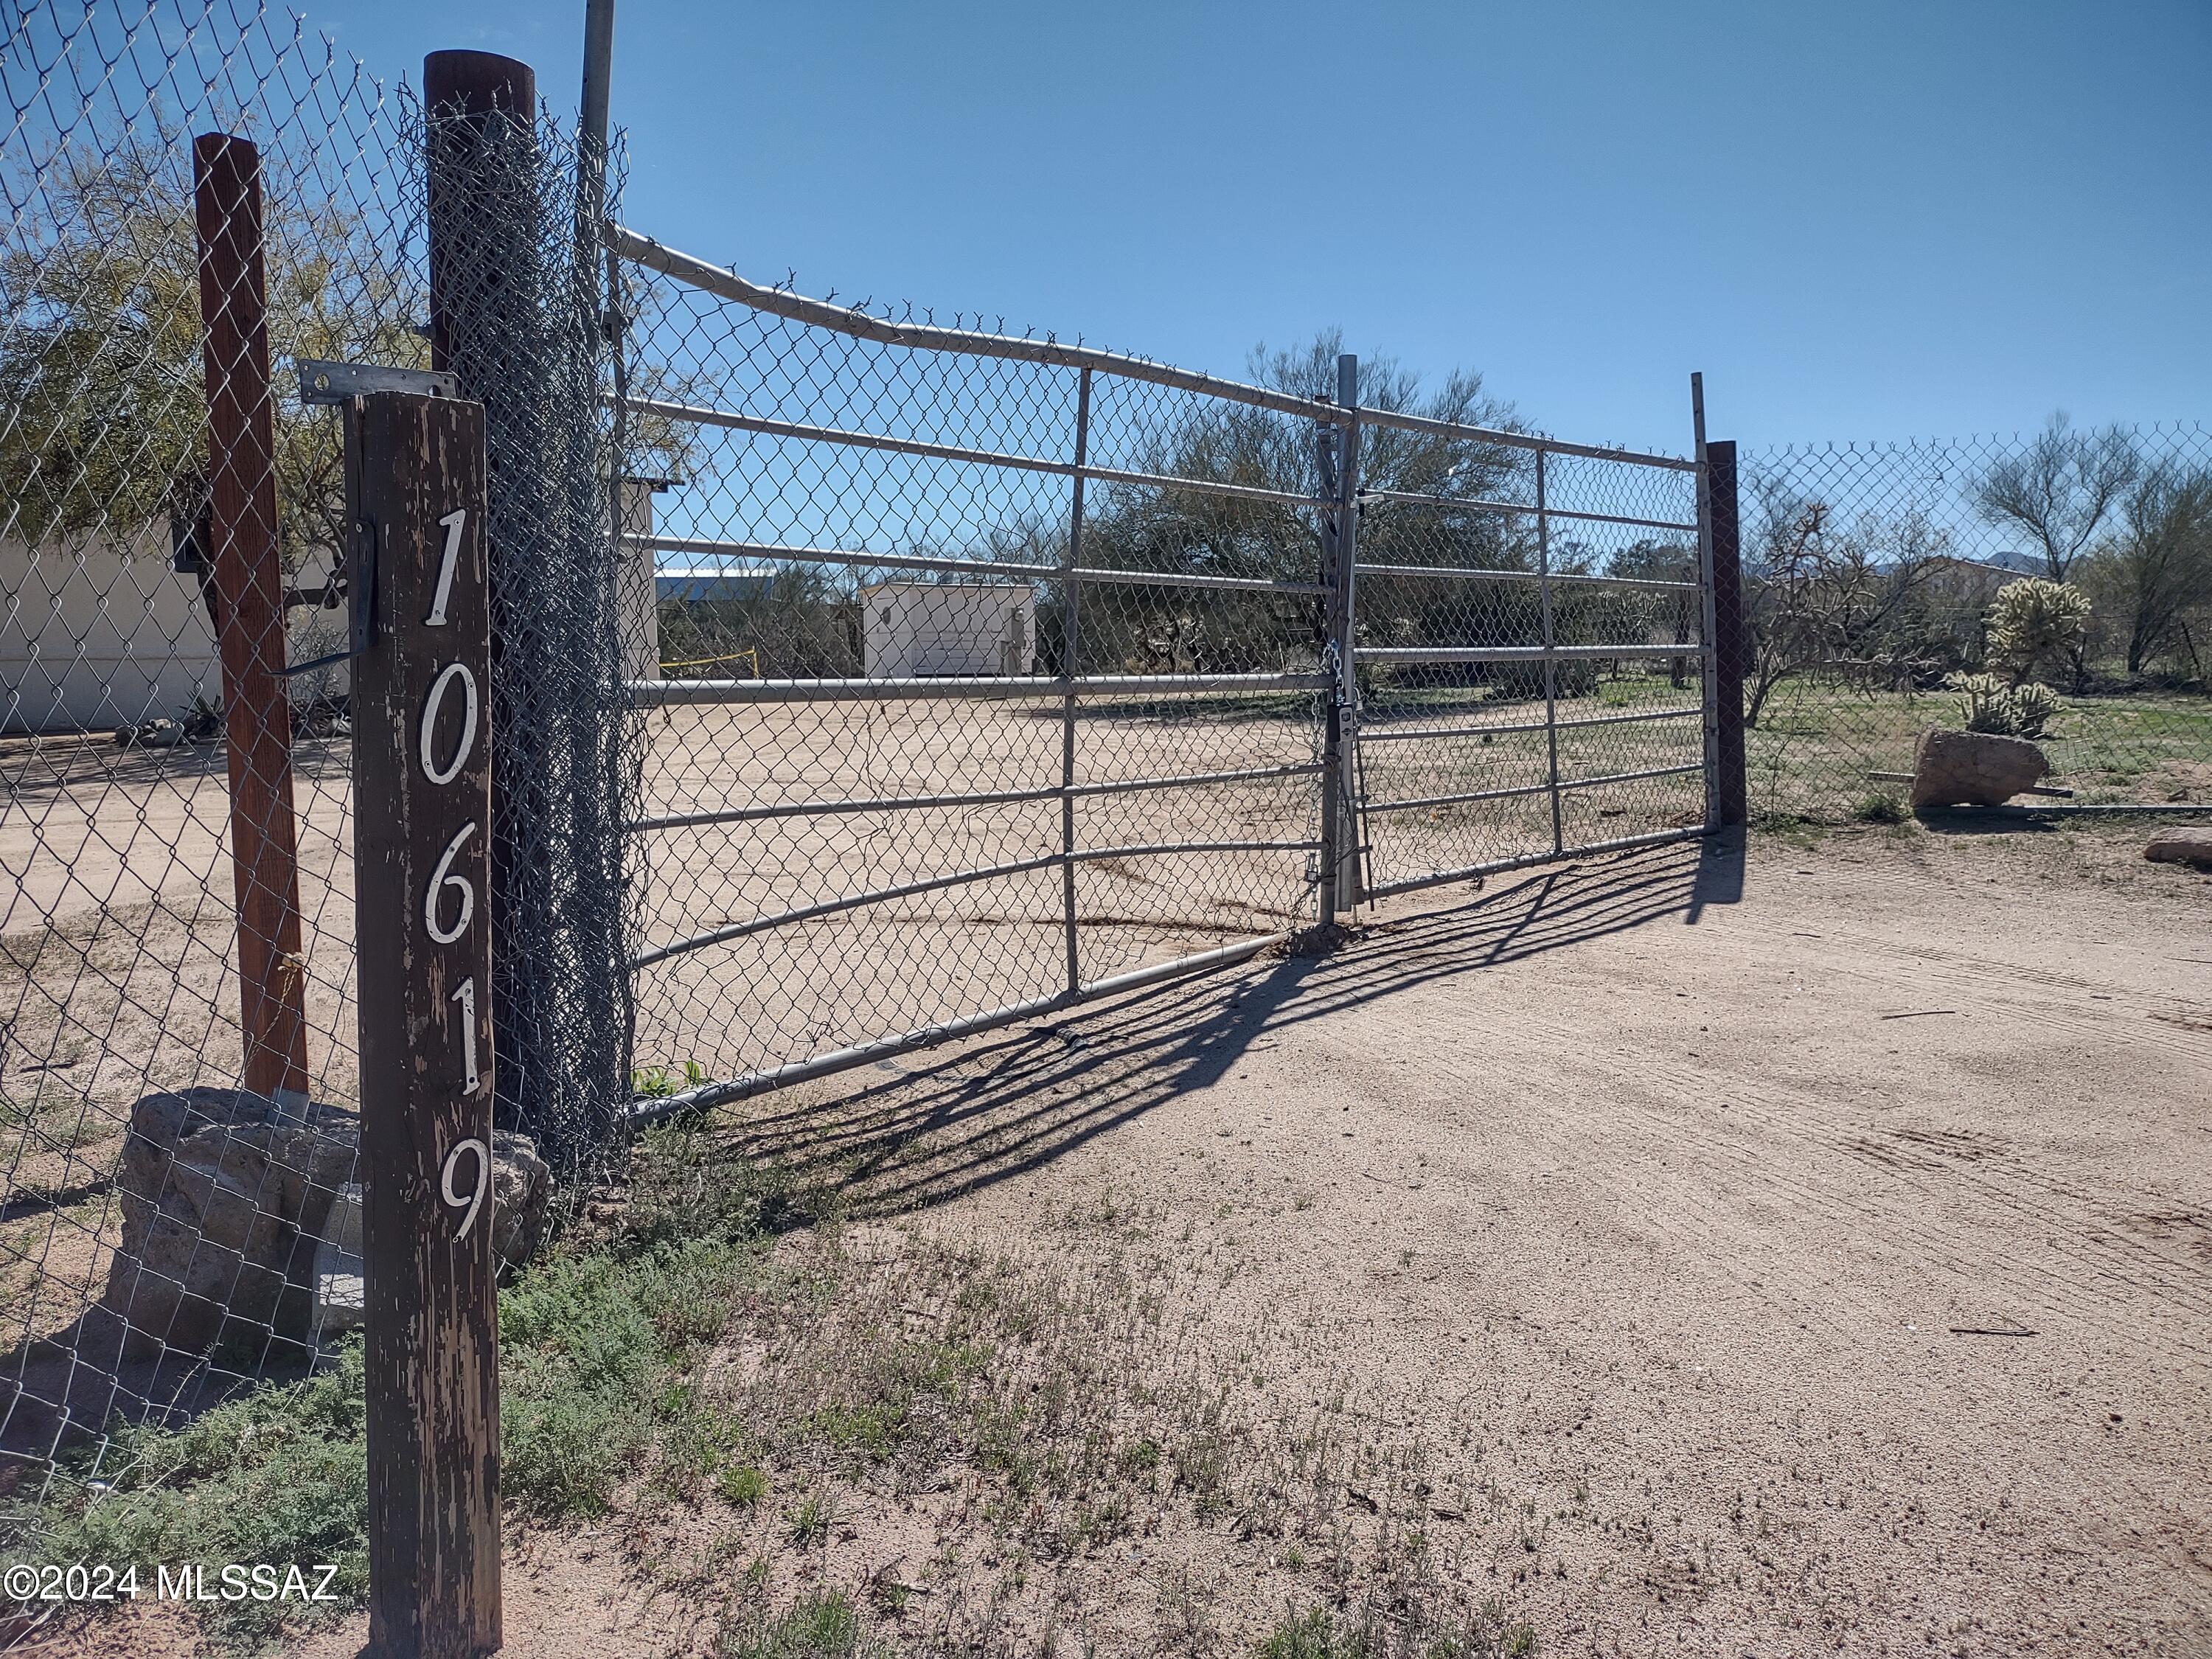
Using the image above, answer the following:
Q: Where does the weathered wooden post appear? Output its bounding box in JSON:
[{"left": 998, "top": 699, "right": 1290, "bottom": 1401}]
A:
[
  {"left": 1706, "top": 438, "right": 1749, "bottom": 827},
  {"left": 192, "top": 131, "right": 311, "bottom": 1110},
  {"left": 349, "top": 389, "right": 501, "bottom": 1658}
]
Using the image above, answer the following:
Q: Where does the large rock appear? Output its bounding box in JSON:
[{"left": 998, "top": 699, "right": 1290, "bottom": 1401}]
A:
[
  {"left": 1909, "top": 727, "right": 2051, "bottom": 808},
  {"left": 100, "top": 1088, "right": 552, "bottom": 1361},
  {"left": 2144, "top": 827, "right": 2212, "bottom": 868}
]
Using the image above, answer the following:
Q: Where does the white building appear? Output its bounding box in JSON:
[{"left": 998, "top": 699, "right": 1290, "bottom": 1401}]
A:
[
  {"left": 861, "top": 581, "right": 1035, "bottom": 679},
  {"left": 2, "top": 529, "right": 344, "bottom": 735}
]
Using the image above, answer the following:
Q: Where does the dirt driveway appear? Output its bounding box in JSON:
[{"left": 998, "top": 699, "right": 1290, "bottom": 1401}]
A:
[
  {"left": 83, "top": 822, "right": 2212, "bottom": 1656},
  {"left": 680, "top": 824, "right": 2212, "bottom": 1655}
]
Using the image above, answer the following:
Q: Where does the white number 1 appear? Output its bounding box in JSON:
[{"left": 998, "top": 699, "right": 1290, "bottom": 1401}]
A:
[
  {"left": 450, "top": 976, "right": 480, "bottom": 1095},
  {"left": 425, "top": 509, "right": 466, "bottom": 626}
]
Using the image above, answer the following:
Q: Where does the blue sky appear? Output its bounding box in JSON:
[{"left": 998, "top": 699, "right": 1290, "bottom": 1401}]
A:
[{"left": 297, "top": 1, "right": 2208, "bottom": 456}]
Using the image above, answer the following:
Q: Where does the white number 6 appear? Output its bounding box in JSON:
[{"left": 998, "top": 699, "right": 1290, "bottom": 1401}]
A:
[
  {"left": 440, "top": 1136, "right": 489, "bottom": 1242},
  {"left": 424, "top": 821, "right": 478, "bottom": 945}
]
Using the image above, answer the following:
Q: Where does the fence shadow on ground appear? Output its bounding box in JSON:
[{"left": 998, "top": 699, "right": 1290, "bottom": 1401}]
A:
[
  {"left": 0, "top": 839, "right": 1737, "bottom": 1470},
  {"left": 722, "top": 836, "right": 1742, "bottom": 1218}
]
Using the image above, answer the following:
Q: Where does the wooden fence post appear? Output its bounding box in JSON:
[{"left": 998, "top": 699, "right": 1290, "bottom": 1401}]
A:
[
  {"left": 192, "top": 132, "right": 310, "bottom": 1109},
  {"left": 1707, "top": 439, "right": 1749, "bottom": 827},
  {"left": 350, "top": 390, "right": 501, "bottom": 1658}
]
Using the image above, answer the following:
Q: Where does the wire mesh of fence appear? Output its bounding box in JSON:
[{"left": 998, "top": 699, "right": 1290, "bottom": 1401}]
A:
[
  {"left": 1735, "top": 423, "right": 2212, "bottom": 821},
  {"left": 421, "top": 64, "right": 631, "bottom": 1177},
  {"left": 611, "top": 243, "right": 1342, "bottom": 1114},
  {"left": 606, "top": 226, "right": 1717, "bottom": 1116},
  {"left": 1352, "top": 438, "right": 1708, "bottom": 895},
  {"left": 1, "top": 0, "right": 417, "bottom": 1513},
  {"left": 0, "top": 1, "right": 622, "bottom": 1551}
]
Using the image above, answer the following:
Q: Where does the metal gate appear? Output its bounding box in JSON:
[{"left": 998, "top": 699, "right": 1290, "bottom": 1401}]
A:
[
  {"left": 1349, "top": 392, "right": 1717, "bottom": 895},
  {"left": 605, "top": 223, "right": 1717, "bottom": 1119}
]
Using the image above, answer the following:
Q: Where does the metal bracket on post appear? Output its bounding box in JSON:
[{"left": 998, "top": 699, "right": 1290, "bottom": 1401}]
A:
[
  {"left": 279, "top": 360, "right": 454, "bottom": 678},
  {"left": 297, "top": 358, "right": 460, "bottom": 406}
]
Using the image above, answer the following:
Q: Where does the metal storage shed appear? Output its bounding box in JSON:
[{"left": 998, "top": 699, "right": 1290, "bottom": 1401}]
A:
[{"left": 861, "top": 581, "right": 1035, "bottom": 679}]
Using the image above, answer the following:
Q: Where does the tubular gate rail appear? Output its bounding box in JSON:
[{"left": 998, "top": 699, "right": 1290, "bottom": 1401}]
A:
[{"left": 607, "top": 228, "right": 1719, "bottom": 1119}]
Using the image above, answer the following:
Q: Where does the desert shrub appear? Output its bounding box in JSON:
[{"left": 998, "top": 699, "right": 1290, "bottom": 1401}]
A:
[
  {"left": 1851, "top": 791, "right": 1907, "bottom": 824},
  {"left": 1984, "top": 578, "right": 2091, "bottom": 685},
  {"left": 1950, "top": 672, "right": 2061, "bottom": 740}
]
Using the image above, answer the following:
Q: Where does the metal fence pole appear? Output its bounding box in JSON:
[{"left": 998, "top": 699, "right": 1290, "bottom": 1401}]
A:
[
  {"left": 1331, "top": 353, "right": 1363, "bottom": 912},
  {"left": 1535, "top": 448, "right": 1564, "bottom": 855},
  {"left": 191, "top": 131, "right": 311, "bottom": 1113},
  {"left": 425, "top": 49, "right": 543, "bottom": 1152},
  {"left": 428, "top": 47, "right": 631, "bottom": 1164},
  {"left": 1692, "top": 373, "right": 1722, "bottom": 829},
  {"left": 1315, "top": 418, "right": 1342, "bottom": 928},
  {"left": 1705, "top": 437, "right": 1748, "bottom": 826},
  {"left": 580, "top": 5, "right": 619, "bottom": 555},
  {"left": 350, "top": 390, "right": 500, "bottom": 1659},
  {"left": 1060, "top": 367, "right": 1091, "bottom": 992}
]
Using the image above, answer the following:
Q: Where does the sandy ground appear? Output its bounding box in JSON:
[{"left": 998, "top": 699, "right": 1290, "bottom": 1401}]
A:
[{"left": 45, "top": 818, "right": 2204, "bottom": 1657}]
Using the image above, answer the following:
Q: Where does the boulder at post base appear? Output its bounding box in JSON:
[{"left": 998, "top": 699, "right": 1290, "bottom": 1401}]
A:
[
  {"left": 1910, "top": 727, "right": 2050, "bottom": 808},
  {"left": 100, "top": 1088, "right": 552, "bottom": 1360}
]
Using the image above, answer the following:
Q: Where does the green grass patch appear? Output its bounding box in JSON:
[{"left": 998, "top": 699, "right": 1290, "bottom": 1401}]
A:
[
  {"left": 1258, "top": 1601, "right": 1539, "bottom": 1659},
  {"left": 714, "top": 1464, "right": 768, "bottom": 1509},
  {"left": 718, "top": 1589, "right": 872, "bottom": 1658},
  {"left": 2, "top": 1127, "right": 810, "bottom": 1651},
  {"left": 12, "top": 1344, "right": 372, "bottom": 1651}
]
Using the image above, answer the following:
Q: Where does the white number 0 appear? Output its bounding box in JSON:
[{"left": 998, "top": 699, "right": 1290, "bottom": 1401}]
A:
[
  {"left": 424, "top": 821, "right": 478, "bottom": 945},
  {"left": 440, "top": 1137, "right": 489, "bottom": 1242},
  {"left": 418, "top": 661, "right": 478, "bottom": 786}
]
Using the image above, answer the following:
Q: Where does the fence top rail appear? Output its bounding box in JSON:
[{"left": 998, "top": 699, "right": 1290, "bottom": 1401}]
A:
[
  {"left": 610, "top": 224, "right": 1332, "bottom": 422},
  {"left": 628, "top": 671, "right": 1333, "bottom": 705},
  {"left": 608, "top": 224, "right": 1691, "bottom": 470},
  {"left": 1357, "top": 403, "right": 1697, "bottom": 473}
]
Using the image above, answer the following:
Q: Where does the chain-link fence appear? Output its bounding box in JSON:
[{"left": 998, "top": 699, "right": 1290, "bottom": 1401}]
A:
[
  {"left": 4, "top": 0, "right": 412, "bottom": 1504},
  {"left": 0, "top": 0, "right": 627, "bottom": 1532},
  {"left": 1737, "top": 423, "right": 2212, "bottom": 820},
  {"left": 1352, "top": 438, "right": 1708, "bottom": 893},
  {"left": 611, "top": 236, "right": 1338, "bottom": 1111}
]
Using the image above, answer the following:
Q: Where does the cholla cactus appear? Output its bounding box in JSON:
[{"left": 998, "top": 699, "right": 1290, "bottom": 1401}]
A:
[
  {"left": 1949, "top": 671, "right": 2061, "bottom": 740},
  {"left": 1985, "top": 578, "right": 2092, "bottom": 685},
  {"left": 2009, "top": 681, "right": 2061, "bottom": 738},
  {"left": 1952, "top": 672, "right": 2013, "bottom": 734}
]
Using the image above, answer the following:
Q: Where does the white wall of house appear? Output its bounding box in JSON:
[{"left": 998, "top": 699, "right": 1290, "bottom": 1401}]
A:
[
  {"left": 619, "top": 479, "right": 664, "bottom": 683},
  {"left": 2, "top": 532, "right": 345, "bottom": 735},
  {"left": 861, "top": 582, "right": 1035, "bottom": 679}
]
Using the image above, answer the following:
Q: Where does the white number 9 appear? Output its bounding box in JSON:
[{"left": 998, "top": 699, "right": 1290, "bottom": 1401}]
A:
[{"left": 440, "top": 1137, "right": 490, "bottom": 1243}]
